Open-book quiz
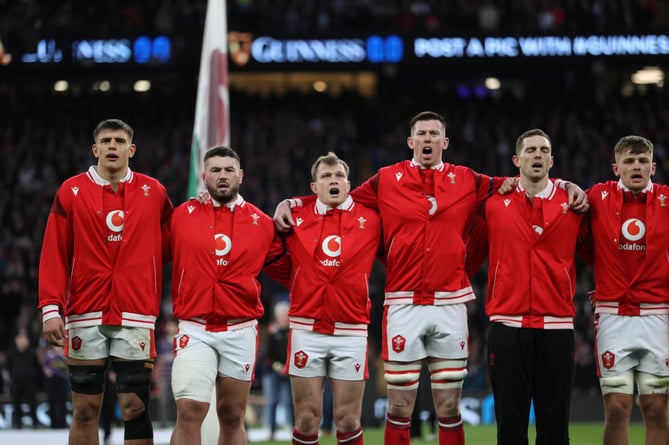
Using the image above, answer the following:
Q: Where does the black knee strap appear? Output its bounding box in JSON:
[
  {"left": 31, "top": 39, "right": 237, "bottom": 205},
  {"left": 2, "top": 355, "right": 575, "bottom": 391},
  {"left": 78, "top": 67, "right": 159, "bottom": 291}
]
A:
[
  {"left": 68, "top": 365, "right": 107, "bottom": 395},
  {"left": 124, "top": 409, "right": 153, "bottom": 440},
  {"left": 112, "top": 360, "right": 153, "bottom": 407}
]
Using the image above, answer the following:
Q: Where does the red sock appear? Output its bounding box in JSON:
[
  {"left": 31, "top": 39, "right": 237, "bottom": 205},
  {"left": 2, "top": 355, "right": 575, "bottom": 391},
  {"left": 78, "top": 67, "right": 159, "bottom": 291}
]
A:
[
  {"left": 292, "top": 428, "right": 319, "bottom": 445},
  {"left": 384, "top": 414, "right": 411, "bottom": 445},
  {"left": 337, "top": 425, "right": 363, "bottom": 445},
  {"left": 438, "top": 415, "right": 464, "bottom": 445}
]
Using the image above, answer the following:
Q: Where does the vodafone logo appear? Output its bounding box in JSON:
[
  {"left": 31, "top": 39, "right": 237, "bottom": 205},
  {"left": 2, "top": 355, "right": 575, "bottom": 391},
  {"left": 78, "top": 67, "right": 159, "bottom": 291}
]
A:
[
  {"left": 106, "top": 210, "right": 124, "bottom": 232},
  {"left": 215, "top": 234, "right": 232, "bottom": 256},
  {"left": 621, "top": 218, "right": 645, "bottom": 242},
  {"left": 321, "top": 235, "right": 341, "bottom": 257}
]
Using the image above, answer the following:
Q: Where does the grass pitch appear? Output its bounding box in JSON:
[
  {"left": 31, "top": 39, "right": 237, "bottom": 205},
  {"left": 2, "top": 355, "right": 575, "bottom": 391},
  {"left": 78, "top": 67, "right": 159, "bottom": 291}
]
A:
[{"left": 249, "top": 422, "right": 646, "bottom": 444}]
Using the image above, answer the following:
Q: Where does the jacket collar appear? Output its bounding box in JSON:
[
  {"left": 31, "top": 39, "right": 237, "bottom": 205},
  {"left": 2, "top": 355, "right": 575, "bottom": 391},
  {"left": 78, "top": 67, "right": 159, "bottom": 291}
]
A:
[
  {"left": 87, "top": 166, "right": 133, "bottom": 185},
  {"left": 314, "top": 195, "right": 354, "bottom": 215},
  {"left": 516, "top": 180, "right": 556, "bottom": 199},
  {"left": 410, "top": 159, "right": 444, "bottom": 171},
  {"left": 212, "top": 194, "right": 245, "bottom": 212}
]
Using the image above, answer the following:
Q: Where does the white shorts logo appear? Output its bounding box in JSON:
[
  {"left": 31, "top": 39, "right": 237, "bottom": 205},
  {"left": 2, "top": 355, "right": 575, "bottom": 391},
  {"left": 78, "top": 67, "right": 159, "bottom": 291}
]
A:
[
  {"left": 105, "top": 210, "right": 124, "bottom": 232},
  {"left": 621, "top": 218, "right": 645, "bottom": 242},
  {"left": 321, "top": 235, "right": 341, "bottom": 257},
  {"left": 215, "top": 234, "right": 232, "bottom": 256}
]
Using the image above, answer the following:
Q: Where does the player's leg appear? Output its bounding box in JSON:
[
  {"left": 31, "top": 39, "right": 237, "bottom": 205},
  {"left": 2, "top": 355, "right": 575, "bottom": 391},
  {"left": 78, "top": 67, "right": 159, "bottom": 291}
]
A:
[
  {"left": 66, "top": 326, "right": 112, "bottom": 445},
  {"left": 532, "top": 329, "right": 574, "bottom": 445},
  {"left": 170, "top": 329, "right": 218, "bottom": 445},
  {"left": 215, "top": 376, "right": 253, "bottom": 444},
  {"left": 112, "top": 359, "right": 155, "bottom": 444},
  {"left": 428, "top": 361, "right": 465, "bottom": 445},
  {"left": 636, "top": 373, "right": 669, "bottom": 445},
  {"left": 327, "top": 334, "right": 368, "bottom": 445},
  {"left": 425, "top": 304, "right": 469, "bottom": 445},
  {"left": 108, "top": 326, "right": 156, "bottom": 444},
  {"left": 68, "top": 357, "right": 108, "bottom": 445},
  {"left": 291, "top": 376, "right": 325, "bottom": 444},
  {"left": 330, "top": 378, "right": 365, "bottom": 445},
  {"left": 382, "top": 305, "right": 429, "bottom": 444}
]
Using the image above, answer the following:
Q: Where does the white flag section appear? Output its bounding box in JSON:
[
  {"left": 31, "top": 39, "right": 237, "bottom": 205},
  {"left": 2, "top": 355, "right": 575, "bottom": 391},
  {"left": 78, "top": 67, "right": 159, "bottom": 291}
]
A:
[{"left": 188, "top": 0, "right": 230, "bottom": 198}]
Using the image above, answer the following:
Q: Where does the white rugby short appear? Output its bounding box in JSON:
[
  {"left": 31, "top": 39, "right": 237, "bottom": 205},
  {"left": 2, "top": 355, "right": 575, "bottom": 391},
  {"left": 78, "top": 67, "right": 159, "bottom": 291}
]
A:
[
  {"left": 383, "top": 304, "right": 469, "bottom": 362},
  {"left": 287, "top": 329, "right": 368, "bottom": 381},
  {"left": 171, "top": 323, "right": 257, "bottom": 402},
  {"left": 596, "top": 313, "right": 669, "bottom": 378},
  {"left": 65, "top": 325, "right": 153, "bottom": 360}
]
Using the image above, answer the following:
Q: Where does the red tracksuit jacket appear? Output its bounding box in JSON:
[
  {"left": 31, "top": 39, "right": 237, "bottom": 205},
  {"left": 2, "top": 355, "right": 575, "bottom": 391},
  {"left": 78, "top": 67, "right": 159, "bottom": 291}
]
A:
[
  {"left": 582, "top": 181, "right": 669, "bottom": 315},
  {"left": 39, "top": 167, "right": 173, "bottom": 329},
  {"left": 476, "top": 182, "right": 585, "bottom": 329},
  {"left": 171, "top": 196, "right": 284, "bottom": 331}
]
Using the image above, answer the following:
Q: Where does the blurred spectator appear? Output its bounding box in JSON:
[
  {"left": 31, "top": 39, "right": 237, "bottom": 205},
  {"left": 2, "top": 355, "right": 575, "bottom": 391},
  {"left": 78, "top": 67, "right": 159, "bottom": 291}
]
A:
[
  {"left": 262, "top": 300, "right": 293, "bottom": 439},
  {"left": 7, "top": 331, "right": 42, "bottom": 428},
  {"left": 154, "top": 317, "right": 178, "bottom": 428},
  {"left": 41, "top": 343, "right": 69, "bottom": 428}
]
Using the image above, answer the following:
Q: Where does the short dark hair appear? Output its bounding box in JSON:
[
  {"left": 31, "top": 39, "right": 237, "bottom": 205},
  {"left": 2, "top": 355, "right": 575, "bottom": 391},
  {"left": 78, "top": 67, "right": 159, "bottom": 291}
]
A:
[
  {"left": 310, "top": 152, "right": 349, "bottom": 181},
  {"left": 203, "top": 146, "right": 241, "bottom": 167},
  {"left": 409, "top": 111, "right": 447, "bottom": 134},
  {"left": 93, "top": 119, "right": 134, "bottom": 142},
  {"left": 613, "top": 135, "right": 653, "bottom": 160},
  {"left": 515, "top": 128, "right": 551, "bottom": 154}
]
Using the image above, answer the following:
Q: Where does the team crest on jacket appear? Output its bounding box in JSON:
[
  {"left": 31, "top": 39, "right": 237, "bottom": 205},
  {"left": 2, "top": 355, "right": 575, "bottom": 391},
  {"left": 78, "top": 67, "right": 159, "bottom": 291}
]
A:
[
  {"left": 448, "top": 172, "right": 456, "bottom": 184},
  {"left": 601, "top": 350, "right": 615, "bottom": 369},
  {"left": 294, "top": 350, "right": 308, "bottom": 368},
  {"left": 561, "top": 202, "right": 569, "bottom": 214},
  {"left": 392, "top": 335, "right": 406, "bottom": 353},
  {"left": 358, "top": 217, "right": 366, "bottom": 229},
  {"left": 71, "top": 336, "right": 83, "bottom": 350},
  {"left": 659, "top": 194, "right": 666, "bottom": 207},
  {"left": 179, "top": 334, "right": 189, "bottom": 349},
  {"left": 141, "top": 184, "right": 151, "bottom": 196},
  {"left": 251, "top": 213, "right": 260, "bottom": 225}
]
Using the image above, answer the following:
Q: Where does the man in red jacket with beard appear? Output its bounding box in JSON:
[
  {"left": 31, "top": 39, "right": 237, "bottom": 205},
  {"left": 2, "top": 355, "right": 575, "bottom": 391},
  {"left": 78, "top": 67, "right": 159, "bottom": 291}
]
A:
[
  {"left": 39, "top": 119, "right": 173, "bottom": 445},
  {"left": 169, "top": 146, "right": 284, "bottom": 445},
  {"left": 581, "top": 135, "right": 669, "bottom": 445},
  {"left": 265, "top": 152, "right": 381, "bottom": 445}
]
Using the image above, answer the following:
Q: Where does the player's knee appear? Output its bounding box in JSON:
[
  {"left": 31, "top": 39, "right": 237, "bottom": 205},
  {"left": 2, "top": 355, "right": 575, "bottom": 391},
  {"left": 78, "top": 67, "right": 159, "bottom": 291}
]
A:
[
  {"left": 428, "top": 360, "right": 467, "bottom": 389},
  {"left": 636, "top": 372, "right": 669, "bottom": 396},
  {"left": 69, "top": 365, "right": 107, "bottom": 395},
  {"left": 334, "top": 412, "right": 360, "bottom": 433},
  {"left": 384, "top": 363, "right": 421, "bottom": 391},
  {"left": 600, "top": 372, "right": 634, "bottom": 396},
  {"left": 113, "top": 360, "right": 153, "bottom": 410},
  {"left": 217, "top": 401, "right": 246, "bottom": 428},
  {"left": 124, "top": 410, "right": 153, "bottom": 441}
]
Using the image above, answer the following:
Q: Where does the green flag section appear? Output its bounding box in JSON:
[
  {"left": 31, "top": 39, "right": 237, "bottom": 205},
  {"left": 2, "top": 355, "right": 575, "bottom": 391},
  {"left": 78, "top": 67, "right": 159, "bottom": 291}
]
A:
[{"left": 188, "top": 0, "right": 230, "bottom": 198}]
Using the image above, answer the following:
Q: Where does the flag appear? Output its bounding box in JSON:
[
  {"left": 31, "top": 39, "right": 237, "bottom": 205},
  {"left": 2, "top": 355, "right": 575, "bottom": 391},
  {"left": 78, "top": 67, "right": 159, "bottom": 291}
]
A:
[{"left": 188, "top": 0, "right": 230, "bottom": 198}]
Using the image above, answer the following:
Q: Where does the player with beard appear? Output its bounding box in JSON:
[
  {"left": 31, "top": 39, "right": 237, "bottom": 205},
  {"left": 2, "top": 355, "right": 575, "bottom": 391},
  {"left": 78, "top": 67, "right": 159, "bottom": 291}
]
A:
[
  {"left": 274, "top": 112, "right": 588, "bottom": 445},
  {"left": 580, "top": 135, "right": 669, "bottom": 445},
  {"left": 169, "top": 146, "right": 285, "bottom": 445},
  {"left": 263, "top": 152, "right": 381, "bottom": 445},
  {"left": 39, "top": 119, "right": 173, "bottom": 445}
]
